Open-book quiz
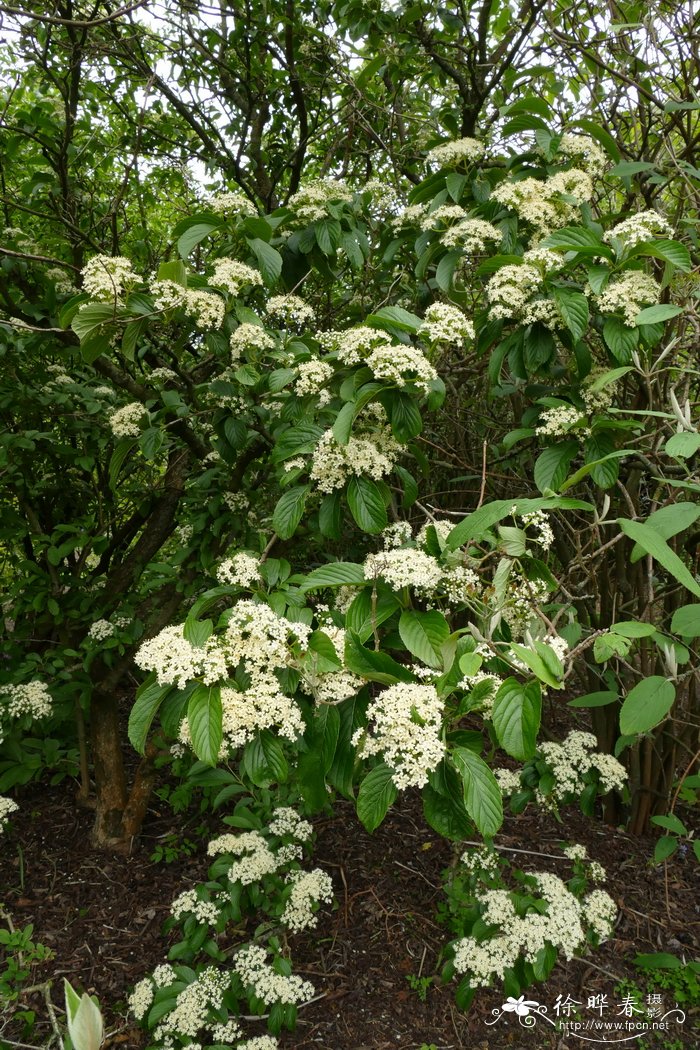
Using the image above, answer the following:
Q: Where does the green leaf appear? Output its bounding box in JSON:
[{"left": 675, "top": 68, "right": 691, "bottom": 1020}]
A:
[
  {"left": 503, "top": 113, "right": 549, "bottom": 135},
  {"left": 629, "top": 502, "right": 700, "bottom": 562},
  {"left": 356, "top": 762, "right": 398, "bottom": 833},
  {"left": 187, "top": 684, "right": 222, "bottom": 765},
  {"left": 332, "top": 401, "right": 356, "bottom": 445},
  {"left": 108, "top": 438, "right": 137, "bottom": 490},
  {"left": 631, "top": 239, "right": 691, "bottom": 272},
  {"left": 613, "top": 620, "right": 656, "bottom": 638},
  {"left": 634, "top": 304, "right": 683, "bottom": 326},
  {"left": 398, "top": 610, "right": 450, "bottom": 668},
  {"left": 670, "top": 604, "right": 700, "bottom": 638},
  {"left": 446, "top": 496, "right": 592, "bottom": 549},
  {"left": 300, "top": 562, "right": 365, "bottom": 591},
  {"left": 634, "top": 953, "right": 683, "bottom": 971},
  {"left": 259, "top": 730, "right": 289, "bottom": 783},
  {"left": 534, "top": 441, "right": 579, "bottom": 493},
  {"left": 618, "top": 517, "right": 700, "bottom": 597},
  {"left": 553, "top": 288, "right": 589, "bottom": 341},
  {"left": 567, "top": 690, "right": 618, "bottom": 708},
  {"left": 272, "top": 485, "right": 310, "bottom": 539},
  {"left": 619, "top": 676, "right": 676, "bottom": 735},
  {"left": 451, "top": 747, "right": 503, "bottom": 838},
  {"left": 176, "top": 220, "right": 221, "bottom": 258},
  {"left": 650, "top": 814, "right": 687, "bottom": 835},
  {"left": 71, "top": 303, "right": 120, "bottom": 343},
  {"left": 347, "top": 475, "right": 387, "bottom": 533},
  {"left": 157, "top": 259, "right": 188, "bottom": 286},
  {"left": 366, "top": 305, "right": 423, "bottom": 333},
  {"left": 346, "top": 588, "right": 400, "bottom": 643},
  {"left": 665, "top": 432, "right": 700, "bottom": 459},
  {"left": 611, "top": 160, "right": 656, "bottom": 176},
  {"left": 388, "top": 393, "right": 422, "bottom": 441},
  {"left": 491, "top": 678, "right": 541, "bottom": 761},
  {"left": 602, "top": 317, "right": 639, "bottom": 363},
  {"left": 248, "top": 238, "right": 282, "bottom": 284},
  {"left": 542, "top": 226, "right": 607, "bottom": 254},
  {"left": 308, "top": 630, "right": 343, "bottom": 671},
  {"left": 318, "top": 492, "right": 342, "bottom": 540},
  {"left": 509, "top": 642, "right": 564, "bottom": 689},
  {"left": 593, "top": 632, "right": 632, "bottom": 663},
  {"left": 344, "top": 631, "right": 416, "bottom": 685},
  {"left": 653, "top": 836, "right": 678, "bottom": 864}
]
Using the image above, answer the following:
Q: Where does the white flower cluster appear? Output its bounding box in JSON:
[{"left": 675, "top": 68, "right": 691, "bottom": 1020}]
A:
[
  {"left": 298, "top": 626, "right": 363, "bottom": 704},
  {"left": 0, "top": 796, "right": 18, "bottom": 832},
  {"left": 150, "top": 278, "right": 187, "bottom": 311},
  {"left": 318, "top": 325, "right": 392, "bottom": 366},
  {"left": 494, "top": 767, "right": 522, "bottom": 794},
  {"left": 520, "top": 510, "right": 554, "bottom": 550},
  {"left": 501, "top": 573, "right": 550, "bottom": 636},
  {"left": 295, "top": 358, "right": 334, "bottom": 396},
  {"left": 185, "top": 289, "right": 226, "bottom": 329},
  {"left": 281, "top": 868, "right": 334, "bottom": 931},
  {"left": 149, "top": 367, "right": 178, "bottom": 383},
  {"left": 364, "top": 547, "right": 443, "bottom": 596},
  {"left": 267, "top": 807, "right": 313, "bottom": 840},
  {"left": 207, "top": 829, "right": 300, "bottom": 884},
  {"left": 217, "top": 552, "right": 260, "bottom": 588},
  {"left": 152, "top": 967, "right": 228, "bottom": 1042},
  {"left": 453, "top": 870, "right": 617, "bottom": 989},
  {"left": 366, "top": 343, "right": 438, "bottom": 394},
  {"left": 537, "top": 730, "right": 627, "bottom": 805},
  {"left": 458, "top": 669, "right": 503, "bottom": 716},
  {"left": 208, "top": 190, "right": 257, "bottom": 217},
  {"left": 309, "top": 410, "right": 403, "bottom": 493},
  {"left": 265, "top": 295, "right": 315, "bottom": 327},
  {"left": 287, "top": 177, "right": 353, "bottom": 221},
  {"left": 420, "top": 204, "right": 467, "bottom": 232},
  {"left": 381, "top": 521, "right": 414, "bottom": 548},
  {"left": 441, "top": 217, "right": 502, "bottom": 252},
  {"left": 170, "top": 889, "right": 221, "bottom": 925},
  {"left": 419, "top": 303, "right": 475, "bottom": 344},
  {"left": 208, "top": 678, "right": 305, "bottom": 753},
  {"left": 109, "top": 401, "right": 146, "bottom": 439},
  {"left": 82, "top": 254, "right": 140, "bottom": 302},
  {"left": 535, "top": 404, "right": 583, "bottom": 437},
  {"left": 426, "top": 137, "right": 485, "bottom": 167},
  {"left": 209, "top": 258, "right": 262, "bottom": 296},
  {"left": 230, "top": 322, "right": 275, "bottom": 361},
  {"left": 234, "top": 944, "right": 315, "bottom": 1006},
  {"left": 393, "top": 202, "right": 429, "bottom": 229},
  {"left": 604, "top": 210, "right": 672, "bottom": 247},
  {"left": 557, "top": 133, "right": 608, "bottom": 177},
  {"left": 87, "top": 619, "right": 115, "bottom": 642},
  {"left": 460, "top": 845, "right": 501, "bottom": 877},
  {"left": 491, "top": 169, "right": 592, "bottom": 235},
  {"left": 595, "top": 271, "right": 660, "bottom": 326},
  {"left": 353, "top": 682, "right": 445, "bottom": 790},
  {"left": 1, "top": 681, "right": 52, "bottom": 721},
  {"left": 486, "top": 263, "right": 542, "bottom": 321},
  {"left": 136, "top": 600, "right": 310, "bottom": 692}
]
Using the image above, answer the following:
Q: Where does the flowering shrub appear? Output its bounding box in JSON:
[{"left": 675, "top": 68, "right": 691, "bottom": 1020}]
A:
[
  {"left": 129, "top": 802, "right": 332, "bottom": 1047},
  {"left": 440, "top": 844, "right": 617, "bottom": 1009}
]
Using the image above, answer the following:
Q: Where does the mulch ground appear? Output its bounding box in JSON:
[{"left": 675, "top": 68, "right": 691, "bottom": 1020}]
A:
[{"left": 0, "top": 775, "right": 698, "bottom": 1050}]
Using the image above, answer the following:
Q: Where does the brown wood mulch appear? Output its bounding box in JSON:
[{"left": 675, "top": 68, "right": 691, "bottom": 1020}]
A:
[{"left": 0, "top": 779, "right": 697, "bottom": 1049}]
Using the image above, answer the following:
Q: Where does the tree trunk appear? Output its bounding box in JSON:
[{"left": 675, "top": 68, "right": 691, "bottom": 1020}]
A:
[{"left": 90, "top": 687, "right": 129, "bottom": 847}]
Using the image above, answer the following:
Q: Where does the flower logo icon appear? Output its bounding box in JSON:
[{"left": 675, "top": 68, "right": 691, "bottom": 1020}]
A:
[{"left": 502, "top": 995, "right": 541, "bottom": 1017}]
